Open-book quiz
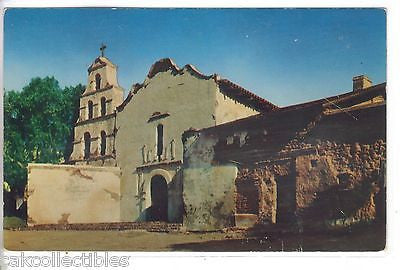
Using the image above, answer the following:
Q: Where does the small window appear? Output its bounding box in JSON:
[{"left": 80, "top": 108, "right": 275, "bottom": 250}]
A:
[
  {"left": 95, "top": 74, "right": 101, "bottom": 90},
  {"left": 157, "top": 124, "right": 164, "bottom": 162},
  {"left": 88, "top": 100, "right": 93, "bottom": 119},
  {"left": 101, "top": 97, "right": 106, "bottom": 116},
  {"left": 84, "top": 132, "right": 91, "bottom": 159},
  {"left": 311, "top": 159, "right": 318, "bottom": 168},
  {"left": 100, "top": 131, "right": 106, "bottom": 156}
]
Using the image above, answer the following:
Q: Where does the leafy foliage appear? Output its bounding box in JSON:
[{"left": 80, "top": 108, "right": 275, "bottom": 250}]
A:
[{"left": 3, "top": 77, "right": 85, "bottom": 189}]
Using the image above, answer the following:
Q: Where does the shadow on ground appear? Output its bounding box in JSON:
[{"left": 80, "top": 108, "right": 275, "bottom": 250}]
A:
[{"left": 169, "top": 223, "right": 386, "bottom": 252}]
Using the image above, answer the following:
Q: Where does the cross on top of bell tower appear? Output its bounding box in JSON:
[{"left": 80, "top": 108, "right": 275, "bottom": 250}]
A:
[{"left": 100, "top": 43, "right": 107, "bottom": 57}]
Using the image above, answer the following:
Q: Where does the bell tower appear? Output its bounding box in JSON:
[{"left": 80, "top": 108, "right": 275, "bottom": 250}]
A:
[{"left": 69, "top": 45, "right": 124, "bottom": 166}]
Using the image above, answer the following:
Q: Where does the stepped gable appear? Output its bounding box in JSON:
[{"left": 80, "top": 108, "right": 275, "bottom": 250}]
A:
[
  {"left": 117, "top": 58, "right": 279, "bottom": 113},
  {"left": 147, "top": 58, "right": 213, "bottom": 80}
]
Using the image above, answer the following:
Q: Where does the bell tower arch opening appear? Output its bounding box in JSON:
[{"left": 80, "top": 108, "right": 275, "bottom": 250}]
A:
[
  {"left": 95, "top": 73, "right": 101, "bottom": 90},
  {"left": 84, "top": 132, "right": 91, "bottom": 159},
  {"left": 150, "top": 175, "right": 168, "bottom": 222},
  {"left": 101, "top": 97, "right": 107, "bottom": 116},
  {"left": 100, "top": 131, "right": 106, "bottom": 156},
  {"left": 87, "top": 100, "right": 94, "bottom": 119}
]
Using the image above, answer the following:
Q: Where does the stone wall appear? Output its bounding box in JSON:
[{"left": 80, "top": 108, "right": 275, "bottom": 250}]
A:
[{"left": 27, "top": 164, "right": 122, "bottom": 226}]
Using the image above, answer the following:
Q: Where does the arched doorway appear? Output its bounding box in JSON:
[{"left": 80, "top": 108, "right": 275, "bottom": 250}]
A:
[{"left": 150, "top": 175, "right": 168, "bottom": 222}]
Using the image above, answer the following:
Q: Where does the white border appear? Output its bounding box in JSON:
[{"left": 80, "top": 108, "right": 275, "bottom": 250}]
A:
[{"left": 1, "top": 0, "right": 399, "bottom": 269}]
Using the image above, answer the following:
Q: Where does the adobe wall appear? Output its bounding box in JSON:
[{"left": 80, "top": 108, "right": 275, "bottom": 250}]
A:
[
  {"left": 235, "top": 167, "right": 276, "bottom": 225},
  {"left": 292, "top": 105, "right": 386, "bottom": 228},
  {"left": 183, "top": 99, "right": 385, "bottom": 231},
  {"left": 234, "top": 104, "right": 386, "bottom": 230},
  {"left": 27, "top": 164, "right": 122, "bottom": 226},
  {"left": 294, "top": 141, "right": 385, "bottom": 229},
  {"left": 182, "top": 132, "right": 237, "bottom": 231}
]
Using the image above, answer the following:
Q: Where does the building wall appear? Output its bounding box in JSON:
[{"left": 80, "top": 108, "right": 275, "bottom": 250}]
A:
[
  {"left": 27, "top": 164, "right": 122, "bottom": 225},
  {"left": 182, "top": 97, "right": 385, "bottom": 231},
  {"left": 235, "top": 167, "right": 277, "bottom": 225},
  {"left": 116, "top": 69, "right": 218, "bottom": 222},
  {"left": 115, "top": 66, "right": 262, "bottom": 222},
  {"left": 71, "top": 116, "right": 117, "bottom": 165},
  {"left": 293, "top": 104, "right": 386, "bottom": 229},
  {"left": 182, "top": 132, "right": 238, "bottom": 231},
  {"left": 215, "top": 89, "right": 258, "bottom": 125}
]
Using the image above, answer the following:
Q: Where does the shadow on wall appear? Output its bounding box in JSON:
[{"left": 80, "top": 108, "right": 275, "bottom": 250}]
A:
[{"left": 299, "top": 168, "right": 385, "bottom": 230}]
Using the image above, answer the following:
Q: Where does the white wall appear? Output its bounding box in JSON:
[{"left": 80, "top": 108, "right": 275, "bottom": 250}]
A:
[{"left": 27, "top": 164, "right": 122, "bottom": 225}]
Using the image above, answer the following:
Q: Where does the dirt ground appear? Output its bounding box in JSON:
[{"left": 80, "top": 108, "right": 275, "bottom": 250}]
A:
[{"left": 3, "top": 223, "right": 385, "bottom": 252}]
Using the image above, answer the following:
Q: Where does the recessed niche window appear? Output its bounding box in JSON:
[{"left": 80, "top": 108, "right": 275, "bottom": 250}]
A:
[
  {"left": 100, "top": 131, "right": 106, "bottom": 156},
  {"left": 95, "top": 73, "right": 101, "bottom": 90},
  {"left": 84, "top": 132, "right": 91, "bottom": 159},
  {"left": 311, "top": 159, "right": 318, "bottom": 168},
  {"left": 88, "top": 100, "right": 94, "bottom": 119},
  {"left": 101, "top": 97, "right": 106, "bottom": 116},
  {"left": 157, "top": 124, "right": 164, "bottom": 162}
]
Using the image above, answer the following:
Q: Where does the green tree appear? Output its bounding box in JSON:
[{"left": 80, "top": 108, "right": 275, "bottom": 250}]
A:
[
  {"left": 62, "top": 84, "right": 86, "bottom": 161},
  {"left": 3, "top": 77, "right": 85, "bottom": 189}
]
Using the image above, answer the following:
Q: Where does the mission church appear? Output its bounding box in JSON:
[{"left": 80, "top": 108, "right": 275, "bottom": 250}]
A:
[
  {"left": 28, "top": 47, "right": 277, "bottom": 226},
  {"left": 27, "top": 47, "right": 386, "bottom": 231}
]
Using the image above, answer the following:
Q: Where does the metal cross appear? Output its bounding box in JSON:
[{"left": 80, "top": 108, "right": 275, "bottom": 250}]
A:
[{"left": 100, "top": 43, "right": 107, "bottom": 57}]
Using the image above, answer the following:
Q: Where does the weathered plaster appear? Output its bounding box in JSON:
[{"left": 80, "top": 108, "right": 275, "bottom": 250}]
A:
[
  {"left": 182, "top": 132, "right": 238, "bottom": 231},
  {"left": 27, "top": 164, "right": 122, "bottom": 225}
]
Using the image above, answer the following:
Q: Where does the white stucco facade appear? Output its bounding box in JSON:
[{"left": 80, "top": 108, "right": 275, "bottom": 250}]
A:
[{"left": 115, "top": 59, "right": 260, "bottom": 222}]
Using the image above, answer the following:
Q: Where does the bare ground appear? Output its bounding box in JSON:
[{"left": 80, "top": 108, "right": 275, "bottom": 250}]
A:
[{"left": 3, "top": 223, "right": 385, "bottom": 252}]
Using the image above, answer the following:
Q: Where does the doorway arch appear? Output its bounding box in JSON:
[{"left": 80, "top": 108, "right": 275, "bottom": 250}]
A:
[{"left": 150, "top": 175, "right": 168, "bottom": 222}]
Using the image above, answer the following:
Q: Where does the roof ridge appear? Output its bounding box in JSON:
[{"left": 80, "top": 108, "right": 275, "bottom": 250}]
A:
[{"left": 216, "top": 78, "right": 278, "bottom": 112}]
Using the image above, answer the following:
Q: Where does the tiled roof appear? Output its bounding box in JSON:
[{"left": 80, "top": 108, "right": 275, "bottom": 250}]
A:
[{"left": 197, "top": 82, "right": 386, "bottom": 135}]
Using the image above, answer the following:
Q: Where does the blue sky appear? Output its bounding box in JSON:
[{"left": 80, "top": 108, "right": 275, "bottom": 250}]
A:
[{"left": 4, "top": 8, "right": 386, "bottom": 106}]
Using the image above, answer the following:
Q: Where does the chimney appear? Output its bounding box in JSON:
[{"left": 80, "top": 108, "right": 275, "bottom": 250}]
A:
[{"left": 352, "top": 75, "right": 372, "bottom": 91}]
